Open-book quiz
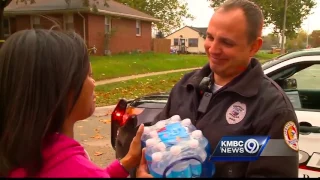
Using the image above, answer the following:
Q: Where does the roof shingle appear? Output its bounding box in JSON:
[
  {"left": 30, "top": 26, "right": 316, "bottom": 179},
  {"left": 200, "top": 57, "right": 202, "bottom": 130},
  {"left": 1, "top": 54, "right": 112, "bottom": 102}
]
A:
[{"left": 5, "top": 0, "right": 159, "bottom": 22}]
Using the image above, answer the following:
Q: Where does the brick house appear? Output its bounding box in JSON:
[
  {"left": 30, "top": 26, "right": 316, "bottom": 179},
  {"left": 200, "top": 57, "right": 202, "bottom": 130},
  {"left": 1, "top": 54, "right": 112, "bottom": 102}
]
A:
[{"left": 3, "top": 0, "right": 160, "bottom": 55}]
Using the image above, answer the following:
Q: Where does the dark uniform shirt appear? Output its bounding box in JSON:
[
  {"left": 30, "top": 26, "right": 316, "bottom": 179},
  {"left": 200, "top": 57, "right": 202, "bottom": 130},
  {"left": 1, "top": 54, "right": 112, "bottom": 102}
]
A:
[{"left": 152, "top": 58, "right": 299, "bottom": 178}]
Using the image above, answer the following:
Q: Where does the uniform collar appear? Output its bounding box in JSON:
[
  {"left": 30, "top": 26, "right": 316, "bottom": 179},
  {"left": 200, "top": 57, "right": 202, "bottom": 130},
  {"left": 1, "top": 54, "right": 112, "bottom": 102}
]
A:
[{"left": 184, "top": 58, "right": 264, "bottom": 97}]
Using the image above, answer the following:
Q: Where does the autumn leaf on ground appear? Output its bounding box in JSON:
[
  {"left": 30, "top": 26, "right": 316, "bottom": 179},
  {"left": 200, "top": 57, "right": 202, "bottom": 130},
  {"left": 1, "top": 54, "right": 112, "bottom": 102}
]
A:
[
  {"left": 91, "top": 134, "right": 104, "bottom": 139},
  {"left": 96, "top": 114, "right": 107, "bottom": 117},
  {"left": 99, "top": 119, "right": 111, "bottom": 124},
  {"left": 105, "top": 109, "right": 113, "bottom": 115},
  {"left": 94, "top": 152, "right": 103, "bottom": 156}
]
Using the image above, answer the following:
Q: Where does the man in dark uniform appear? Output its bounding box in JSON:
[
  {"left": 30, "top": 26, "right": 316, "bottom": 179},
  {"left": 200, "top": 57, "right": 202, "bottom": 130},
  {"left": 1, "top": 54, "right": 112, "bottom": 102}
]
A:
[{"left": 152, "top": 0, "right": 299, "bottom": 178}]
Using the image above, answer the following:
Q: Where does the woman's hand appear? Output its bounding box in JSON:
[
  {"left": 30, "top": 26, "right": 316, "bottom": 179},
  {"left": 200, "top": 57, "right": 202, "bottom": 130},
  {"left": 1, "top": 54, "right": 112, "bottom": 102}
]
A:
[
  {"left": 136, "top": 148, "right": 153, "bottom": 178},
  {"left": 120, "top": 124, "right": 144, "bottom": 171}
]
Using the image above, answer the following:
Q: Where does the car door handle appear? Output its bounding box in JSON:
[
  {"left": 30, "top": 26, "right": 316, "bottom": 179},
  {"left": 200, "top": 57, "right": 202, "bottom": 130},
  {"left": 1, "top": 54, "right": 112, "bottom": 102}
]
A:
[{"left": 300, "top": 126, "right": 320, "bottom": 133}]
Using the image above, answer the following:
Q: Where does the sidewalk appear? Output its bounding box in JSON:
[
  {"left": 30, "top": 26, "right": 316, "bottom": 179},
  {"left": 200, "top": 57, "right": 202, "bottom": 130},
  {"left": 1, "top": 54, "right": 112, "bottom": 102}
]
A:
[
  {"left": 93, "top": 67, "right": 201, "bottom": 115},
  {"left": 95, "top": 67, "right": 201, "bottom": 86},
  {"left": 92, "top": 105, "right": 116, "bottom": 117}
]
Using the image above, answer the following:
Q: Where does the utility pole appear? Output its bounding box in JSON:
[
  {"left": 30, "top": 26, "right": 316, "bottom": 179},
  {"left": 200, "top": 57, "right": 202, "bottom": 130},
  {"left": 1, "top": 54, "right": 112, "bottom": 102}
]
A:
[{"left": 280, "top": 0, "right": 288, "bottom": 54}]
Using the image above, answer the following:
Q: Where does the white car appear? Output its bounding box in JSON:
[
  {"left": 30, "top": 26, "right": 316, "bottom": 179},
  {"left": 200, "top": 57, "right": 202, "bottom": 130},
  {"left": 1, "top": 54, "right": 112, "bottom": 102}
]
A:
[
  {"left": 111, "top": 48, "right": 320, "bottom": 178},
  {"left": 263, "top": 48, "right": 320, "bottom": 178}
]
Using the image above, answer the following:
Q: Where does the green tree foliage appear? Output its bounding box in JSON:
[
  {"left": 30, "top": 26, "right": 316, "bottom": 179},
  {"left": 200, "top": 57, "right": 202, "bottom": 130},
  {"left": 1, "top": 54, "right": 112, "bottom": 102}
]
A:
[
  {"left": 207, "top": 0, "right": 317, "bottom": 39},
  {"left": 114, "top": 0, "right": 194, "bottom": 35},
  {"left": 286, "top": 30, "right": 308, "bottom": 51},
  {"left": 310, "top": 30, "right": 320, "bottom": 48}
]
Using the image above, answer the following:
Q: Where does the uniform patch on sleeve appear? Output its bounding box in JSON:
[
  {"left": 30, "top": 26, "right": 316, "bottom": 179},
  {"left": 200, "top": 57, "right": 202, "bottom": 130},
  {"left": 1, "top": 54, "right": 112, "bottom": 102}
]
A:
[{"left": 283, "top": 121, "right": 299, "bottom": 151}]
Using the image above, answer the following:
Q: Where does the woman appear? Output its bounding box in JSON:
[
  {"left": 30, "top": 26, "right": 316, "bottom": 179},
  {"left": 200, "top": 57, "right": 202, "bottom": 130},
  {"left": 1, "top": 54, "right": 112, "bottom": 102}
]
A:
[{"left": 0, "top": 29, "right": 152, "bottom": 178}]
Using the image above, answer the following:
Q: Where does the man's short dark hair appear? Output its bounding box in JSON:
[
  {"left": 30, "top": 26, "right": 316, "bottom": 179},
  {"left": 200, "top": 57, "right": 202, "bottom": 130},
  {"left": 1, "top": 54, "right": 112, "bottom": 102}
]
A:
[{"left": 218, "top": 0, "right": 264, "bottom": 43}]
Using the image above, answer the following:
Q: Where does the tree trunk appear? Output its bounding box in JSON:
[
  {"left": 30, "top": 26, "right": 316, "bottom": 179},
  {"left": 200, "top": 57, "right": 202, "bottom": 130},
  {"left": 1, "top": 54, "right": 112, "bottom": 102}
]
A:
[
  {"left": 0, "top": 7, "right": 4, "bottom": 41},
  {"left": 0, "top": 0, "right": 12, "bottom": 47}
]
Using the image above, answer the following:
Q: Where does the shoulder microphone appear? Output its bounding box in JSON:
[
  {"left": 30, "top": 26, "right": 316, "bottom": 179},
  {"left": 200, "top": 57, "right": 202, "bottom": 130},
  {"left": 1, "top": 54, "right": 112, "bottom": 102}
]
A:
[{"left": 198, "top": 76, "right": 212, "bottom": 95}]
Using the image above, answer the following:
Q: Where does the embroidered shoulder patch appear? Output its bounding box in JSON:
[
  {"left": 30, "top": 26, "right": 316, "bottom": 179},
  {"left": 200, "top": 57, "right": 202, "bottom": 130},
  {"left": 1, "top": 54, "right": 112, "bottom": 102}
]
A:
[{"left": 283, "top": 121, "right": 299, "bottom": 151}]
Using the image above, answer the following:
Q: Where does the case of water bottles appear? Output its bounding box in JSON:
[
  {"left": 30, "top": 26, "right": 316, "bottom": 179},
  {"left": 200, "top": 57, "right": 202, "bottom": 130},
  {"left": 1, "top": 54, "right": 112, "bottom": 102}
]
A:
[{"left": 141, "top": 115, "right": 215, "bottom": 178}]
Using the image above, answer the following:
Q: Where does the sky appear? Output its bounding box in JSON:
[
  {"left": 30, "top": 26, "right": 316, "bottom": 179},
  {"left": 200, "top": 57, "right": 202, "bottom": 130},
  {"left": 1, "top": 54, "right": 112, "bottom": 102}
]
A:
[{"left": 183, "top": 0, "right": 320, "bottom": 35}]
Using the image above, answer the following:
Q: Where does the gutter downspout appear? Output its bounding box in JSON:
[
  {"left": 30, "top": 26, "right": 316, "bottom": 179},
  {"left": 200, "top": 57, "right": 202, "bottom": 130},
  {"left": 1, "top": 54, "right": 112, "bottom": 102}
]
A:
[{"left": 78, "top": 11, "right": 86, "bottom": 44}]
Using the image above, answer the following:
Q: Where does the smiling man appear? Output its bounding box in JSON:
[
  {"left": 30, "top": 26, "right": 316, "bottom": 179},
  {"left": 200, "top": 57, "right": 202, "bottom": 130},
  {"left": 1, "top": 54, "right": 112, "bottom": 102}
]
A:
[{"left": 152, "top": 0, "right": 299, "bottom": 178}]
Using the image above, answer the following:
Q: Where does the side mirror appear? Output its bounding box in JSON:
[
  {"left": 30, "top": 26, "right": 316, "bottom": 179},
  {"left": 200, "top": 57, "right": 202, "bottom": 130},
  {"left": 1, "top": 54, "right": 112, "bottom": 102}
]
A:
[{"left": 283, "top": 78, "right": 297, "bottom": 89}]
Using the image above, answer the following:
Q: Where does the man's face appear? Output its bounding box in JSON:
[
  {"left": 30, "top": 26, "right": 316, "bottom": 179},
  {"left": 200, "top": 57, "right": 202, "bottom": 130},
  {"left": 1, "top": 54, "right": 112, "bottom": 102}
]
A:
[{"left": 204, "top": 8, "right": 262, "bottom": 79}]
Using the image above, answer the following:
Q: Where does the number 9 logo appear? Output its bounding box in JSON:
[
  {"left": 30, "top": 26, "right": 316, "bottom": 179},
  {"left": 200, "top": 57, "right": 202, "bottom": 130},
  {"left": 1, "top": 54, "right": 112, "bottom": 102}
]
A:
[{"left": 244, "top": 139, "right": 260, "bottom": 154}]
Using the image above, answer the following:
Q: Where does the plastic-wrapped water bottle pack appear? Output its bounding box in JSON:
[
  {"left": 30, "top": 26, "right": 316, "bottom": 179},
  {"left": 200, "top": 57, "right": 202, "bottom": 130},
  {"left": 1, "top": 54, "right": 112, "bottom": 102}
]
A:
[{"left": 141, "top": 115, "right": 215, "bottom": 178}]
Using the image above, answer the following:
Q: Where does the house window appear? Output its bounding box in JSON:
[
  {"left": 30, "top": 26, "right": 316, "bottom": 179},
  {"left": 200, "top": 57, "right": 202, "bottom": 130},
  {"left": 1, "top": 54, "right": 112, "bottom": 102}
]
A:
[
  {"left": 3, "top": 18, "right": 10, "bottom": 38},
  {"left": 174, "top": 38, "right": 179, "bottom": 46},
  {"left": 136, "top": 20, "right": 141, "bottom": 36},
  {"left": 188, "top": 38, "right": 198, "bottom": 47},
  {"left": 105, "top": 16, "right": 111, "bottom": 34},
  {"left": 64, "top": 14, "right": 74, "bottom": 31},
  {"left": 31, "top": 16, "right": 41, "bottom": 29}
]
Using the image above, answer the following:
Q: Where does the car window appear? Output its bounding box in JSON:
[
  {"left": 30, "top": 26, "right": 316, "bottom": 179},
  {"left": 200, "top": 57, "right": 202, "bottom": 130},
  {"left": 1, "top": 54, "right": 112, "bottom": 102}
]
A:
[
  {"left": 281, "top": 63, "right": 320, "bottom": 111},
  {"left": 290, "top": 64, "right": 320, "bottom": 90}
]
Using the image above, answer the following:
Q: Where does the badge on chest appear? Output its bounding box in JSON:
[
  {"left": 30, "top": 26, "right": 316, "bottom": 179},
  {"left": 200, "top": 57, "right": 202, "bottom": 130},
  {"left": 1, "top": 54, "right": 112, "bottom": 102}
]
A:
[{"left": 225, "top": 101, "right": 247, "bottom": 124}]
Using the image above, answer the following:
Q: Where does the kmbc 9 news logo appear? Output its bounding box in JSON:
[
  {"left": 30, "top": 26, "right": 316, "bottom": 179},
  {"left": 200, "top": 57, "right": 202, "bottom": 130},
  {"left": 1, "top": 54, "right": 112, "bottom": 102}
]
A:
[{"left": 210, "top": 136, "right": 270, "bottom": 161}]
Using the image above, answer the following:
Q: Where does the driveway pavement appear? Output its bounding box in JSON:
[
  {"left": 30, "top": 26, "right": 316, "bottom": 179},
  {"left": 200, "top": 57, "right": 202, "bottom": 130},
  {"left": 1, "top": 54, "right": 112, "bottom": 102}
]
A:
[
  {"left": 74, "top": 107, "right": 115, "bottom": 168},
  {"left": 74, "top": 67, "right": 199, "bottom": 167}
]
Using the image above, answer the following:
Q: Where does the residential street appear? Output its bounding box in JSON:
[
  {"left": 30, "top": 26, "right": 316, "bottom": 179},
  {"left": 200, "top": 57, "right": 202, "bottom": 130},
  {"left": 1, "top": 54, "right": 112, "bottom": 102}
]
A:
[{"left": 74, "top": 109, "right": 115, "bottom": 168}]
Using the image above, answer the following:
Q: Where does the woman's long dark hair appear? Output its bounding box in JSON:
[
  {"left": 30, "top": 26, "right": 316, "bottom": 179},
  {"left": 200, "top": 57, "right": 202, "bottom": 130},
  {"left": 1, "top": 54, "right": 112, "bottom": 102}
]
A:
[{"left": 0, "top": 29, "right": 90, "bottom": 176}]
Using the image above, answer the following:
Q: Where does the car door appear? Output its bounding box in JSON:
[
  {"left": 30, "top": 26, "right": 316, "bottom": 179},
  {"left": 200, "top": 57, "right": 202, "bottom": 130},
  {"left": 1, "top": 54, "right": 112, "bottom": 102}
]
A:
[
  {"left": 264, "top": 56, "right": 320, "bottom": 178},
  {"left": 289, "top": 63, "right": 320, "bottom": 178}
]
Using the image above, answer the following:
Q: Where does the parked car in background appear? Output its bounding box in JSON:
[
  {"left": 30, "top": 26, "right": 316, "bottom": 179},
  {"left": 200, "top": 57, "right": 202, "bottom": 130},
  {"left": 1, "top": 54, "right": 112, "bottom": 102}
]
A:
[{"left": 111, "top": 48, "right": 320, "bottom": 178}]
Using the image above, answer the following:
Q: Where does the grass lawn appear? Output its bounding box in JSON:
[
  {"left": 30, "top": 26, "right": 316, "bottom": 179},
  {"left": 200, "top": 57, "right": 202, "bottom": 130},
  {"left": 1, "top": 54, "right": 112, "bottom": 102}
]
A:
[
  {"left": 90, "top": 53, "right": 207, "bottom": 81},
  {"left": 90, "top": 52, "right": 278, "bottom": 81},
  {"left": 94, "top": 52, "right": 280, "bottom": 107},
  {"left": 255, "top": 52, "right": 280, "bottom": 62},
  {"left": 95, "top": 70, "right": 192, "bottom": 107}
]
